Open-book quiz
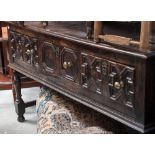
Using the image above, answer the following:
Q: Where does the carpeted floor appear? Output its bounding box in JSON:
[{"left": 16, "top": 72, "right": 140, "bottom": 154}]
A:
[
  {"left": 0, "top": 87, "right": 40, "bottom": 134},
  {"left": 36, "top": 87, "right": 129, "bottom": 134},
  {"left": 0, "top": 86, "right": 132, "bottom": 134}
]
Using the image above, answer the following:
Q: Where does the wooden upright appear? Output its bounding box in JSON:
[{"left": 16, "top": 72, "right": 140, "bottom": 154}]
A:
[{"left": 140, "top": 21, "right": 151, "bottom": 51}]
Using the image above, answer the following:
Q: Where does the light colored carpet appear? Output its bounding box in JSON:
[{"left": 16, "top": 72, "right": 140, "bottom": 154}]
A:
[
  {"left": 36, "top": 87, "right": 128, "bottom": 134},
  {"left": 0, "top": 87, "right": 40, "bottom": 134}
]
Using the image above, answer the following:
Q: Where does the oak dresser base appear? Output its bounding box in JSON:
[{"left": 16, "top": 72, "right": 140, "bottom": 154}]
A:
[{"left": 7, "top": 22, "right": 155, "bottom": 133}]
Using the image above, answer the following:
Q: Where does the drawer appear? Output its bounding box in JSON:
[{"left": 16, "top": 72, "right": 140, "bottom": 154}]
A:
[
  {"left": 81, "top": 52, "right": 134, "bottom": 107},
  {"left": 9, "top": 31, "right": 39, "bottom": 67},
  {"left": 39, "top": 41, "right": 79, "bottom": 83},
  {"left": 79, "top": 52, "right": 135, "bottom": 118}
]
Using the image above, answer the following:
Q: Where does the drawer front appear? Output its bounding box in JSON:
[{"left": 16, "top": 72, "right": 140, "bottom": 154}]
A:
[
  {"left": 9, "top": 30, "right": 136, "bottom": 119},
  {"left": 80, "top": 52, "right": 134, "bottom": 108},
  {"left": 10, "top": 31, "right": 39, "bottom": 67},
  {"left": 39, "top": 41, "right": 79, "bottom": 83},
  {"left": 78, "top": 52, "right": 135, "bottom": 118}
]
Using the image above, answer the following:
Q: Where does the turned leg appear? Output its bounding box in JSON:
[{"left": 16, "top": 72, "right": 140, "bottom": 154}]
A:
[{"left": 13, "top": 70, "right": 25, "bottom": 122}]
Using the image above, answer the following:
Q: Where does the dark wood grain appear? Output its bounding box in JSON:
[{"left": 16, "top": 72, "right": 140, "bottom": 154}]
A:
[{"left": 6, "top": 21, "right": 155, "bottom": 133}]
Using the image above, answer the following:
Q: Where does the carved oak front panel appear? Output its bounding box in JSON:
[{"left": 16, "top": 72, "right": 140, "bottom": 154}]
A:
[
  {"left": 9, "top": 30, "right": 135, "bottom": 116},
  {"left": 10, "top": 31, "right": 39, "bottom": 67},
  {"left": 80, "top": 52, "right": 135, "bottom": 109}
]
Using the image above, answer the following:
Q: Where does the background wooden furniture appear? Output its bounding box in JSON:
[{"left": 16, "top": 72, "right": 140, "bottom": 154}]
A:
[
  {"left": 5, "top": 21, "right": 155, "bottom": 133},
  {"left": 93, "top": 21, "right": 155, "bottom": 51},
  {"left": 0, "top": 21, "right": 12, "bottom": 91}
]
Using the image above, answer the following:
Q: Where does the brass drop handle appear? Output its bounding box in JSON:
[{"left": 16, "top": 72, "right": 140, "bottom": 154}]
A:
[
  {"left": 114, "top": 81, "right": 124, "bottom": 90},
  {"left": 63, "top": 61, "right": 72, "bottom": 69}
]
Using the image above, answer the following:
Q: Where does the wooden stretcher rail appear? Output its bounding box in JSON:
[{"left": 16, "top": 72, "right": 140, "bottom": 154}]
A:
[
  {"left": 94, "top": 21, "right": 152, "bottom": 51},
  {"left": 98, "top": 35, "right": 139, "bottom": 46}
]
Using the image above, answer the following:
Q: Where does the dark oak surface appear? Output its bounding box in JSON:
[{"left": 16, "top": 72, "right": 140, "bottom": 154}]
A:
[{"left": 6, "top": 21, "right": 155, "bottom": 133}]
